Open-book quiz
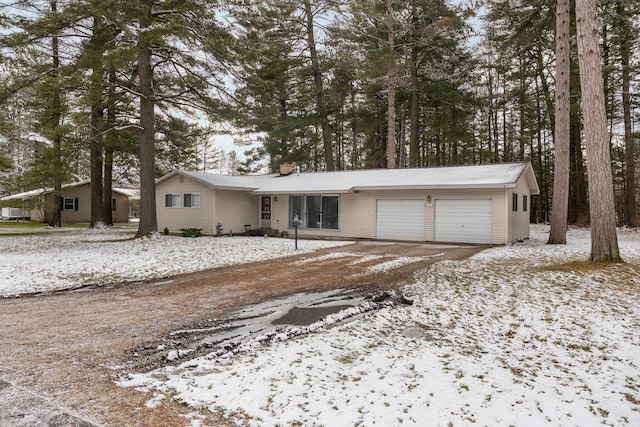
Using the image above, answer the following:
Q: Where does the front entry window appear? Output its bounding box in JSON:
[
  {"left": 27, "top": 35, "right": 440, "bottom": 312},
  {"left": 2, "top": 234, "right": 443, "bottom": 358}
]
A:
[{"left": 289, "top": 195, "right": 339, "bottom": 229}]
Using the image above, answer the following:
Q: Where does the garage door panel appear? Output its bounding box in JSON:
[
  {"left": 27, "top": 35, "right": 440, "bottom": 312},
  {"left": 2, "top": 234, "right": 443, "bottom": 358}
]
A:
[
  {"left": 435, "top": 199, "right": 492, "bottom": 244},
  {"left": 376, "top": 200, "right": 425, "bottom": 241}
]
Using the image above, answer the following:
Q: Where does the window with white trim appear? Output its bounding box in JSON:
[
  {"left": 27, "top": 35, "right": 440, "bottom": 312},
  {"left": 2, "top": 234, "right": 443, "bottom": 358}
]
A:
[
  {"left": 63, "top": 197, "right": 78, "bottom": 211},
  {"left": 523, "top": 195, "right": 528, "bottom": 212},
  {"left": 183, "top": 193, "right": 200, "bottom": 208},
  {"left": 165, "top": 194, "right": 181, "bottom": 208},
  {"left": 512, "top": 193, "right": 518, "bottom": 212}
]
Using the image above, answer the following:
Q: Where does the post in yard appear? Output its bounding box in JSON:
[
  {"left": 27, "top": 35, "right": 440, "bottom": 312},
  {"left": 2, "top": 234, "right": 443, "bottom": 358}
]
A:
[{"left": 294, "top": 213, "right": 299, "bottom": 250}]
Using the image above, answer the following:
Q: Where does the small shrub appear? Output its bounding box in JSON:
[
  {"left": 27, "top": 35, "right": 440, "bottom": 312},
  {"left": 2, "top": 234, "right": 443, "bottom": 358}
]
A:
[
  {"left": 180, "top": 228, "right": 202, "bottom": 238},
  {"left": 163, "top": 227, "right": 169, "bottom": 235}
]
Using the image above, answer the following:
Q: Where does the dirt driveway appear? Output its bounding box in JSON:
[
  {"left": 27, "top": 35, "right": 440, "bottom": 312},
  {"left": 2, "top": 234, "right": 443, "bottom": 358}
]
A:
[{"left": 0, "top": 241, "right": 484, "bottom": 427}]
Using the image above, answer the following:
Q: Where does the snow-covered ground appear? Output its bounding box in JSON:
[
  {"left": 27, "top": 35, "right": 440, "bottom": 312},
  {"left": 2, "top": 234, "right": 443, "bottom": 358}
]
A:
[
  {"left": 120, "top": 225, "right": 640, "bottom": 426},
  {"left": 0, "top": 229, "right": 352, "bottom": 297}
]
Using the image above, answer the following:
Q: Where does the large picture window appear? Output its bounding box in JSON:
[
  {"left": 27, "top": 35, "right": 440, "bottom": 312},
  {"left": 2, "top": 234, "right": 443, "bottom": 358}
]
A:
[{"left": 289, "top": 195, "right": 339, "bottom": 229}]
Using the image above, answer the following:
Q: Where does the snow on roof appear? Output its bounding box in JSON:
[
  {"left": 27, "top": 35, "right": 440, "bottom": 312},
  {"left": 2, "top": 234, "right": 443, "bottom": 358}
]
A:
[
  {"left": 1, "top": 182, "right": 138, "bottom": 201},
  {"left": 1, "top": 187, "right": 50, "bottom": 201},
  {"left": 163, "top": 162, "right": 538, "bottom": 195},
  {"left": 113, "top": 188, "right": 140, "bottom": 199},
  {"left": 165, "top": 170, "right": 269, "bottom": 190}
]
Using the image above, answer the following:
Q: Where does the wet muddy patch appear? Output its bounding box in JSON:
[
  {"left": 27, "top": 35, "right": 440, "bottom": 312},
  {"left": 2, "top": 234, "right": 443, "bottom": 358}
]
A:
[{"left": 123, "top": 289, "right": 410, "bottom": 372}]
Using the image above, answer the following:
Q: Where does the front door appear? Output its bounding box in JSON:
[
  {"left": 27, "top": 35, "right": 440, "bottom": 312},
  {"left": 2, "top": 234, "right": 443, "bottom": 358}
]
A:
[{"left": 260, "top": 196, "right": 272, "bottom": 228}]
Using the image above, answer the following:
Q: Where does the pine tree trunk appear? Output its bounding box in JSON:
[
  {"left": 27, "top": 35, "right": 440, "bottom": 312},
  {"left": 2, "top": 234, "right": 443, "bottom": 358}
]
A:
[
  {"left": 103, "top": 68, "right": 117, "bottom": 226},
  {"left": 303, "top": 0, "right": 334, "bottom": 171},
  {"left": 48, "top": 0, "right": 62, "bottom": 228},
  {"left": 90, "top": 17, "right": 106, "bottom": 228},
  {"left": 136, "top": 0, "right": 158, "bottom": 237},
  {"left": 103, "top": 147, "right": 114, "bottom": 225},
  {"left": 548, "top": 0, "right": 570, "bottom": 244},
  {"left": 385, "top": 0, "right": 396, "bottom": 169},
  {"left": 90, "top": 102, "right": 104, "bottom": 227},
  {"left": 575, "top": 0, "right": 621, "bottom": 262},
  {"left": 409, "top": 45, "right": 419, "bottom": 168},
  {"left": 618, "top": 1, "right": 638, "bottom": 227},
  {"left": 408, "top": 0, "right": 419, "bottom": 168}
]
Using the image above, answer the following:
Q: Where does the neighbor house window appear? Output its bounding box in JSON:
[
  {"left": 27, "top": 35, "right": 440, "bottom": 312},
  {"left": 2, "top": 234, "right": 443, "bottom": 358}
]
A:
[
  {"left": 523, "top": 195, "right": 528, "bottom": 212},
  {"left": 63, "top": 197, "right": 78, "bottom": 211},
  {"left": 112, "top": 198, "right": 117, "bottom": 212},
  {"left": 165, "top": 194, "right": 181, "bottom": 208},
  {"left": 289, "top": 195, "right": 339, "bottom": 229},
  {"left": 512, "top": 193, "right": 518, "bottom": 211},
  {"left": 183, "top": 193, "right": 200, "bottom": 208}
]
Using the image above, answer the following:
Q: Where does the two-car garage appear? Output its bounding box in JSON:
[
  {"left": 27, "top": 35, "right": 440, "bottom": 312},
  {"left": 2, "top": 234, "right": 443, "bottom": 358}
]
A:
[{"left": 376, "top": 198, "right": 494, "bottom": 244}]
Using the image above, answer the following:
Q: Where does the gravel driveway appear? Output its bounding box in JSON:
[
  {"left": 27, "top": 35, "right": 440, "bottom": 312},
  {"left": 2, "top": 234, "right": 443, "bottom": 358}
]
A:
[{"left": 0, "top": 241, "right": 484, "bottom": 426}]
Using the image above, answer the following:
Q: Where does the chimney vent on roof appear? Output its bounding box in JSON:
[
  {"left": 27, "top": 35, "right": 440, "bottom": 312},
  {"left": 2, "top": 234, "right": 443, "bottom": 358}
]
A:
[{"left": 280, "top": 162, "right": 293, "bottom": 176}]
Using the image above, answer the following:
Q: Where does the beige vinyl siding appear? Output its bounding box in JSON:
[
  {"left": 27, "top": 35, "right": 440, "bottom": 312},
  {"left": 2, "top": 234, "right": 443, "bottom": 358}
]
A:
[
  {"left": 7, "top": 183, "right": 130, "bottom": 224},
  {"left": 271, "top": 189, "right": 510, "bottom": 243},
  {"left": 508, "top": 176, "right": 532, "bottom": 242},
  {"left": 112, "top": 193, "right": 130, "bottom": 223},
  {"left": 156, "top": 175, "right": 216, "bottom": 234},
  {"left": 155, "top": 170, "right": 531, "bottom": 243},
  {"left": 214, "top": 190, "right": 259, "bottom": 234},
  {"left": 58, "top": 184, "right": 90, "bottom": 223}
]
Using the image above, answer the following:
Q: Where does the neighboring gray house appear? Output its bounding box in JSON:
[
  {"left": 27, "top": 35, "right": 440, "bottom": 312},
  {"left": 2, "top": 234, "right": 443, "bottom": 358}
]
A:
[
  {"left": 155, "top": 162, "right": 540, "bottom": 244},
  {"left": 1, "top": 182, "right": 135, "bottom": 223}
]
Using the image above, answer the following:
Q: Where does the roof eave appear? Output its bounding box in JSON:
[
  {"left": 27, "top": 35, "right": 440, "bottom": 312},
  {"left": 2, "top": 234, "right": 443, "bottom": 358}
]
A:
[
  {"left": 215, "top": 185, "right": 259, "bottom": 192},
  {"left": 517, "top": 162, "right": 541, "bottom": 195},
  {"left": 253, "top": 189, "right": 352, "bottom": 195},
  {"left": 351, "top": 184, "right": 517, "bottom": 192}
]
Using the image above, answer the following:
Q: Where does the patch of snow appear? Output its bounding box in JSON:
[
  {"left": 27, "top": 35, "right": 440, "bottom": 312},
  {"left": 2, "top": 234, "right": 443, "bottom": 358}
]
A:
[
  {"left": 119, "top": 225, "right": 640, "bottom": 426},
  {"left": 364, "top": 256, "right": 424, "bottom": 273},
  {"left": 294, "top": 252, "right": 357, "bottom": 265},
  {"left": 0, "top": 231, "right": 352, "bottom": 297}
]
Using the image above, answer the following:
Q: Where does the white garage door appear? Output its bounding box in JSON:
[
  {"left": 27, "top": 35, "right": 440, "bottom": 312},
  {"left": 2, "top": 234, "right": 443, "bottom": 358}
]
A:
[
  {"left": 434, "top": 199, "right": 493, "bottom": 244},
  {"left": 376, "top": 199, "right": 425, "bottom": 241}
]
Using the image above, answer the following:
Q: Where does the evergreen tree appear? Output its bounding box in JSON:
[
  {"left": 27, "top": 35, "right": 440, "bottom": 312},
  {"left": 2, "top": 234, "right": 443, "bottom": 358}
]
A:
[
  {"left": 231, "top": 0, "right": 313, "bottom": 172},
  {"left": 575, "top": 0, "right": 621, "bottom": 262},
  {"left": 547, "top": 0, "right": 570, "bottom": 244}
]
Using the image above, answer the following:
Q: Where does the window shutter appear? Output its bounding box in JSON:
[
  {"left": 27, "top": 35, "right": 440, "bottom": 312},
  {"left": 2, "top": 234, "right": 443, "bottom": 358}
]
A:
[{"left": 74, "top": 198, "right": 79, "bottom": 211}]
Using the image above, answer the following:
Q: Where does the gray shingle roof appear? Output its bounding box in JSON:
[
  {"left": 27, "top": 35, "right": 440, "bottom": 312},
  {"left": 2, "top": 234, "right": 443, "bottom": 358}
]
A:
[{"left": 159, "top": 162, "right": 539, "bottom": 195}]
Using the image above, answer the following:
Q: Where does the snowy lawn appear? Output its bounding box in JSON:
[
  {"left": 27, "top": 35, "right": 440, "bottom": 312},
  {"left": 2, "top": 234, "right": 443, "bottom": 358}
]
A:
[
  {"left": 0, "top": 229, "right": 352, "bottom": 297},
  {"left": 121, "top": 225, "right": 640, "bottom": 426}
]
